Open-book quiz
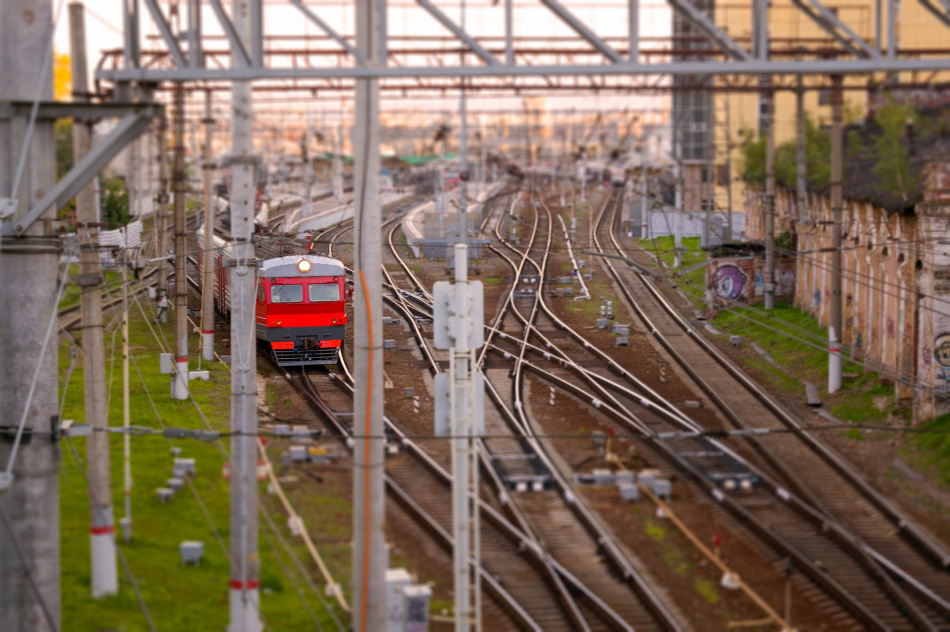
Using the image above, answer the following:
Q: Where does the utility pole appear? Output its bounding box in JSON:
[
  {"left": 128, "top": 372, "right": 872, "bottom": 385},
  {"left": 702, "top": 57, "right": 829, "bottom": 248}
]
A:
[
  {"left": 757, "top": 0, "right": 776, "bottom": 310},
  {"left": 434, "top": 243, "right": 484, "bottom": 632},
  {"left": 674, "top": 160, "right": 683, "bottom": 268},
  {"left": 796, "top": 75, "right": 808, "bottom": 224},
  {"left": 156, "top": 117, "right": 170, "bottom": 323},
  {"left": 458, "top": 0, "right": 469, "bottom": 253},
  {"left": 763, "top": 86, "right": 776, "bottom": 311},
  {"left": 201, "top": 89, "right": 216, "bottom": 363},
  {"left": 0, "top": 0, "right": 61, "bottom": 628},
  {"left": 640, "top": 137, "right": 649, "bottom": 239},
  {"left": 70, "top": 1, "right": 118, "bottom": 596},
  {"left": 353, "top": 0, "right": 386, "bottom": 628},
  {"left": 121, "top": 252, "right": 132, "bottom": 543},
  {"left": 829, "top": 74, "right": 844, "bottom": 394},
  {"left": 171, "top": 84, "right": 189, "bottom": 400},
  {"left": 230, "top": 1, "right": 261, "bottom": 630},
  {"left": 725, "top": 97, "right": 734, "bottom": 242}
]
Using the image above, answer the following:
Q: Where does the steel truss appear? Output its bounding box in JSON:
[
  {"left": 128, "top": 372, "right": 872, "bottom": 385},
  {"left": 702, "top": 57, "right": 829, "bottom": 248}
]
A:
[{"left": 98, "top": 0, "right": 950, "bottom": 88}]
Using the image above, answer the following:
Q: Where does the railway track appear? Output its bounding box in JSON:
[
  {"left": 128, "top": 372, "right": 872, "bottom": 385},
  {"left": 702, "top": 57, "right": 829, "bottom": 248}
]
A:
[
  {"left": 584, "top": 189, "right": 950, "bottom": 631},
  {"left": 383, "top": 179, "right": 950, "bottom": 630},
  {"left": 379, "top": 185, "right": 687, "bottom": 631}
]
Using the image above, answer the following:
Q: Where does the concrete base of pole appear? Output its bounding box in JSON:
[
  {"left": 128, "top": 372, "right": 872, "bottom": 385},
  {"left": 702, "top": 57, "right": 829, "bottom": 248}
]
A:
[
  {"left": 172, "top": 360, "right": 189, "bottom": 400},
  {"left": 829, "top": 327, "right": 842, "bottom": 394},
  {"left": 90, "top": 528, "right": 118, "bottom": 598},
  {"left": 202, "top": 332, "right": 214, "bottom": 362},
  {"left": 229, "top": 587, "right": 261, "bottom": 632}
]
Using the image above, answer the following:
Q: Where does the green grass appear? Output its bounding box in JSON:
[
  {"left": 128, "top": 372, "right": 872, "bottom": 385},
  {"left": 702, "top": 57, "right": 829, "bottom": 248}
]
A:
[
  {"left": 713, "top": 301, "right": 831, "bottom": 377},
  {"left": 711, "top": 301, "right": 908, "bottom": 424},
  {"left": 913, "top": 414, "right": 950, "bottom": 484},
  {"left": 60, "top": 265, "right": 122, "bottom": 312},
  {"left": 694, "top": 578, "right": 720, "bottom": 605},
  {"left": 58, "top": 304, "right": 345, "bottom": 630}
]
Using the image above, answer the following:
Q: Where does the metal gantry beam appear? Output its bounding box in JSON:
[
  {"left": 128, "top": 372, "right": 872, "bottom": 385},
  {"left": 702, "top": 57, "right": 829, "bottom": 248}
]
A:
[
  {"left": 289, "top": 0, "right": 367, "bottom": 64},
  {"left": 99, "top": 0, "right": 950, "bottom": 84},
  {"left": 539, "top": 0, "right": 623, "bottom": 63},
  {"left": 790, "top": 0, "right": 881, "bottom": 59},
  {"left": 13, "top": 108, "right": 159, "bottom": 235},
  {"left": 142, "top": 0, "right": 187, "bottom": 67},
  {"left": 667, "top": 0, "right": 751, "bottom": 61},
  {"left": 416, "top": 0, "right": 499, "bottom": 66},
  {"left": 920, "top": 0, "right": 950, "bottom": 27},
  {"left": 208, "top": 0, "right": 252, "bottom": 68}
]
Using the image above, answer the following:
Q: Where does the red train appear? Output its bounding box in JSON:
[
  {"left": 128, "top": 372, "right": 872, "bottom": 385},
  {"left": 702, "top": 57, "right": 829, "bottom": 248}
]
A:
[{"left": 200, "top": 229, "right": 347, "bottom": 366}]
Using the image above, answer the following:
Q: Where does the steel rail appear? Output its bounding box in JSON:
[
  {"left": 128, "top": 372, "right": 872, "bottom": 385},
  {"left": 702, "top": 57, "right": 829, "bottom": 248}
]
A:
[{"left": 592, "top": 190, "right": 950, "bottom": 628}]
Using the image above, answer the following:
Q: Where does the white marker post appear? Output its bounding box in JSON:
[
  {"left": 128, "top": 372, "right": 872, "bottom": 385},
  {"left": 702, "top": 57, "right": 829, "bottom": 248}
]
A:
[{"left": 434, "top": 244, "right": 485, "bottom": 632}]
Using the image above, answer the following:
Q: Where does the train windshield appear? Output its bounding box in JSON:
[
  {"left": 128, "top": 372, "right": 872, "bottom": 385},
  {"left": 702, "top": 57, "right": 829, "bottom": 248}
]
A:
[
  {"left": 308, "top": 283, "right": 340, "bottom": 303},
  {"left": 270, "top": 284, "right": 303, "bottom": 303}
]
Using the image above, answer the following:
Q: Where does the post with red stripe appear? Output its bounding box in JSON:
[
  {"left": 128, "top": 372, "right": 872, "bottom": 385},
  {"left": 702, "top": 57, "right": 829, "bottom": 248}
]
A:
[
  {"left": 229, "top": 2, "right": 261, "bottom": 630},
  {"left": 70, "top": 1, "right": 118, "bottom": 597}
]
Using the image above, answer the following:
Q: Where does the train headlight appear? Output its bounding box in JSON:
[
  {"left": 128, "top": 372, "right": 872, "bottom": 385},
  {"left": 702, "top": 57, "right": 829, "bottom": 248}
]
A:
[{"left": 297, "top": 259, "right": 311, "bottom": 273}]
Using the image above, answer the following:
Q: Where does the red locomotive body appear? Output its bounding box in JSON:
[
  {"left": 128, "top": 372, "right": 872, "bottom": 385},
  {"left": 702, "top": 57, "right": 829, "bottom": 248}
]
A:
[{"left": 200, "top": 229, "right": 347, "bottom": 366}]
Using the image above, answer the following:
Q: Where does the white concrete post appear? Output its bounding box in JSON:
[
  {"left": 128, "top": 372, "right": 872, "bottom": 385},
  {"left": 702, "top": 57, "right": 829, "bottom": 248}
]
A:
[
  {"left": 201, "top": 89, "right": 216, "bottom": 362},
  {"left": 230, "top": 2, "right": 262, "bottom": 631},
  {"left": 70, "top": 0, "right": 118, "bottom": 597},
  {"left": 352, "top": 0, "right": 386, "bottom": 629},
  {"left": 0, "top": 0, "right": 61, "bottom": 628}
]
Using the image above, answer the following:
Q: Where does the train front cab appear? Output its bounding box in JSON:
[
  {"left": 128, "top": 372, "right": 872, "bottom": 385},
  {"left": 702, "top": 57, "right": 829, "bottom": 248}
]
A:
[{"left": 256, "top": 256, "right": 346, "bottom": 366}]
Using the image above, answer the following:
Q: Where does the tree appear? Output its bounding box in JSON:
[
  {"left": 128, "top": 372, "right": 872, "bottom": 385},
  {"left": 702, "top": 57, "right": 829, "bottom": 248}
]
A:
[
  {"left": 869, "top": 101, "right": 919, "bottom": 202},
  {"left": 740, "top": 117, "right": 830, "bottom": 191},
  {"left": 101, "top": 177, "right": 130, "bottom": 229},
  {"left": 55, "top": 119, "right": 73, "bottom": 180}
]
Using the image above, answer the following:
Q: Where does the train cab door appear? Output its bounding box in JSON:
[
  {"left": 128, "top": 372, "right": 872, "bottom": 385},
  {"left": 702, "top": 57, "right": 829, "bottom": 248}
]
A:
[{"left": 255, "top": 279, "right": 268, "bottom": 340}]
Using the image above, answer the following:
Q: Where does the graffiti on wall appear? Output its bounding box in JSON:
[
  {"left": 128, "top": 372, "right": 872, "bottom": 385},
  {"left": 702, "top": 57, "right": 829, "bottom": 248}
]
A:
[
  {"left": 716, "top": 264, "right": 749, "bottom": 300},
  {"left": 934, "top": 334, "right": 950, "bottom": 367},
  {"left": 934, "top": 333, "right": 950, "bottom": 391}
]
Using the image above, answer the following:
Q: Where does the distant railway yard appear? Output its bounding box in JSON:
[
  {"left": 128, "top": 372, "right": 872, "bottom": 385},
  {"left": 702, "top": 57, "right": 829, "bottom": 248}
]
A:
[{"left": 47, "top": 178, "right": 949, "bottom": 631}]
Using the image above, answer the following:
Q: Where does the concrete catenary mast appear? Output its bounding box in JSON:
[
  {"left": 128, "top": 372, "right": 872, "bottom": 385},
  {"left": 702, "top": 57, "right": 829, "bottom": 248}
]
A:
[
  {"left": 70, "top": 0, "right": 118, "bottom": 597},
  {"left": 229, "top": 1, "right": 262, "bottom": 630},
  {"left": 0, "top": 0, "right": 61, "bottom": 629},
  {"left": 352, "top": 0, "right": 386, "bottom": 628}
]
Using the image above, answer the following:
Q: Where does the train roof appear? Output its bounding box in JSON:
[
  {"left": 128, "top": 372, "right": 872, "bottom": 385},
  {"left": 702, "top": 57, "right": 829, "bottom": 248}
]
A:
[{"left": 260, "top": 255, "right": 345, "bottom": 278}]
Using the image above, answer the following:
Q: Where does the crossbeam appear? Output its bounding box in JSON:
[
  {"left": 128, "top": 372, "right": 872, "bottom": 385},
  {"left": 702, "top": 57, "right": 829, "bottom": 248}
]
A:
[
  {"left": 11, "top": 108, "right": 158, "bottom": 235},
  {"left": 668, "top": 0, "right": 751, "bottom": 62},
  {"left": 790, "top": 0, "right": 881, "bottom": 59}
]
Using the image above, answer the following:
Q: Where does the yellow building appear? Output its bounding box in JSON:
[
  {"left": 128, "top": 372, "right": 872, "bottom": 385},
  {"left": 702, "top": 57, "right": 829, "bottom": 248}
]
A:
[{"left": 712, "top": 1, "right": 950, "bottom": 226}]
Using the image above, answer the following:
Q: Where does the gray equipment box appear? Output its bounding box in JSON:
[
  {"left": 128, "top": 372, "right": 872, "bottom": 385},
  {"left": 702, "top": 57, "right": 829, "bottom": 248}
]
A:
[{"left": 180, "top": 541, "right": 204, "bottom": 566}]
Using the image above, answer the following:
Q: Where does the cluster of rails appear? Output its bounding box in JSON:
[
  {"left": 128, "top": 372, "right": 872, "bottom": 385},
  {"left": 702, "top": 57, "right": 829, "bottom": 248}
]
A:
[
  {"left": 584, "top": 187, "right": 950, "bottom": 631},
  {"left": 384, "top": 179, "right": 950, "bottom": 631},
  {"left": 238, "top": 191, "right": 680, "bottom": 631},
  {"left": 379, "top": 186, "right": 686, "bottom": 631}
]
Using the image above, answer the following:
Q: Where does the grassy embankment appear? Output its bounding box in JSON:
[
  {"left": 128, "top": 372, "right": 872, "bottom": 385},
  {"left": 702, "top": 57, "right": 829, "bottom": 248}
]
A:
[
  {"left": 58, "top": 289, "right": 345, "bottom": 631},
  {"left": 640, "top": 235, "right": 949, "bottom": 486}
]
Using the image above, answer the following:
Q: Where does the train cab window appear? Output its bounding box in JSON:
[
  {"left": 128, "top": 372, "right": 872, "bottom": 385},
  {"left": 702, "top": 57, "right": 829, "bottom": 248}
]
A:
[
  {"left": 258, "top": 285, "right": 265, "bottom": 302},
  {"left": 308, "top": 283, "right": 341, "bottom": 303},
  {"left": 270, "top": 284, "right": 303, "bottom": 303}
]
